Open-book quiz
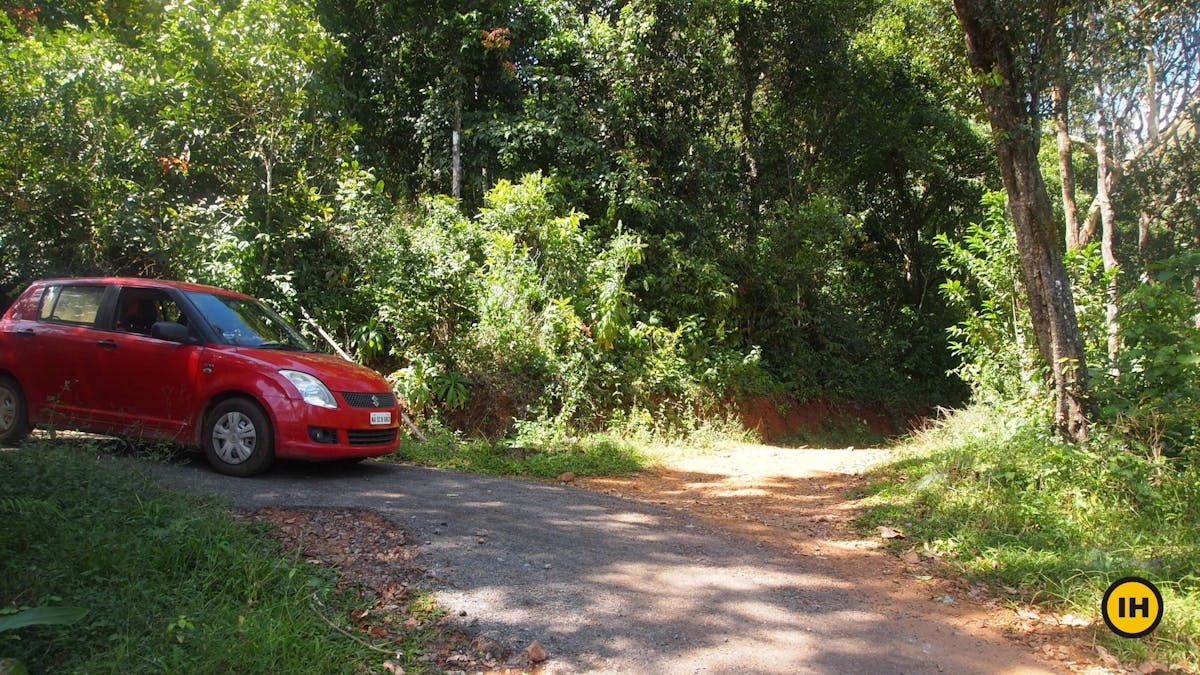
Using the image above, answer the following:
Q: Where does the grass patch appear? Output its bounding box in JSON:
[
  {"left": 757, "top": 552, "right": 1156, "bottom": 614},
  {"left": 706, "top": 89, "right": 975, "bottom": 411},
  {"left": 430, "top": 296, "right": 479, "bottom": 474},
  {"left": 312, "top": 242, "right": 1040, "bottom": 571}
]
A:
[
  {"left": 858, "top": 404, "right": 1200, "bottom": 667},
  {"left": 773, "top": 421, "right": 888, "bottom": 450},
  {"left": 392, "top": 429, "right": 648, "bottom": 478},
  {"left": 390, "top": 412, "right": 757, "bottom": 479},
  {"left": 0, "top": 441, "right": 429, "bottom": 673}
]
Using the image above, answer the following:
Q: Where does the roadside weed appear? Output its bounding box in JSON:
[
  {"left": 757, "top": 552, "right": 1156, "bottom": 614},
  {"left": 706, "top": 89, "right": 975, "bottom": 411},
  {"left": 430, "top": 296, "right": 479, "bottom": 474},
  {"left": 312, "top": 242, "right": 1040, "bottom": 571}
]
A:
[
  {"left": 858, "top": 405, "right": 1200, "bottom": 667},
  {"left": 0, "top": 442, "right": 429, "bottom": 673}
]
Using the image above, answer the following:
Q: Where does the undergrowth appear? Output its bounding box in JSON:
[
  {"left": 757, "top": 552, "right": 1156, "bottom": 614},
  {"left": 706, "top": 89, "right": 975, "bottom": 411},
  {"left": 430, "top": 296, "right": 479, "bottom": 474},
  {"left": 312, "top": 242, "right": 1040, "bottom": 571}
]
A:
[
  {"left": 391, "top": 410, "right": 757, "bottom": 479},
  {"left": 858, "top": 404, "right": 1200, "bottom": 668},
  {"left": 0, "top": 442, "right": 427, "bottom": 673},
  {"left": 392, "top": 427, "right": 648, "bottom": 478}
]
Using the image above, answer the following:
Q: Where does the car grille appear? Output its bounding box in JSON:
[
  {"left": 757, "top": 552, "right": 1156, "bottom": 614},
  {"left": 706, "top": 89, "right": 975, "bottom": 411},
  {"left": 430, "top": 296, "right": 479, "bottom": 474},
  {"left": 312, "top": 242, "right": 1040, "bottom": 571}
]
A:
[
  {"left": 347, "top": 429, "right": 398, "bottom": 446},
  {"left": 340, "top": 392, "right": 396, "bottom": 409}
]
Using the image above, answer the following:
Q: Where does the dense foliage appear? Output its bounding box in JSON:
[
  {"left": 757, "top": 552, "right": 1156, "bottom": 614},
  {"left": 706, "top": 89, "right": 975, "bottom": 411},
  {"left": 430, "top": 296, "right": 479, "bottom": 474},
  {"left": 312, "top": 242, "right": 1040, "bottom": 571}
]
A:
[
  {"left": 1, "top": 0, "right": 1196, "bottom": 448},
  {"left": 0, "top": 0, "right": 988, "bottom": 436}
]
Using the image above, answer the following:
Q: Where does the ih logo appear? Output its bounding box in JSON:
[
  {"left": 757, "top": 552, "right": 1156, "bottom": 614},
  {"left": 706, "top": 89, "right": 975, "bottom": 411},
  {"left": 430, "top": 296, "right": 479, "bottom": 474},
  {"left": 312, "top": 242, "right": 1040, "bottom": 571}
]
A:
[{"left": 1101, "top": 577, "right": 1163, "bottom": 638}]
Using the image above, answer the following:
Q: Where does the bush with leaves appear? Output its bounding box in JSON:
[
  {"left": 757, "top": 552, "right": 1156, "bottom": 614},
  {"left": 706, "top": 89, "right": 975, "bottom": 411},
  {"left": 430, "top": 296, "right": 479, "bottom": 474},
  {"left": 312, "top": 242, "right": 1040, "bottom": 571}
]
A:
[
  {"left": 936, "top": 191, "right": 1039, "bottom": 402},
  {"left": 1098, "top": 253, "right": 1200, "bottom": 457}
]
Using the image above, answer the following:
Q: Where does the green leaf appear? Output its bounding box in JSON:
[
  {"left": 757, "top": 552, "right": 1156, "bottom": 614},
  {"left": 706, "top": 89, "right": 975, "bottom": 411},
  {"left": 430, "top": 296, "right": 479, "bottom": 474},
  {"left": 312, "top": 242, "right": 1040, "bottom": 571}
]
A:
[
  {"left": 0, "top": 657, "right": 29, "bottom": 675},
  {"left": 0, "top": 607, "right": 89, "bottom": 633}
]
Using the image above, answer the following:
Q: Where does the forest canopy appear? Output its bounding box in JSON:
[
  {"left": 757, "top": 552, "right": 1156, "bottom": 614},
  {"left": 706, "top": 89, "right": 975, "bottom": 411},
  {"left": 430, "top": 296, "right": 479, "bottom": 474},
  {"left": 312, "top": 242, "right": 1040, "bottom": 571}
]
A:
[{"left": 2, "top": 0, "right": 1197, "bottom": 447}]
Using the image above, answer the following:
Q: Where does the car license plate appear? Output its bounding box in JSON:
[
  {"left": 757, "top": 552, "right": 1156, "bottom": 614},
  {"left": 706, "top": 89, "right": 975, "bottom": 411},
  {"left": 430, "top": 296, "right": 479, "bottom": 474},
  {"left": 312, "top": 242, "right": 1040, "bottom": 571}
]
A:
[{"left": 370, "top": 412, "right": 392, "bottom": 426}]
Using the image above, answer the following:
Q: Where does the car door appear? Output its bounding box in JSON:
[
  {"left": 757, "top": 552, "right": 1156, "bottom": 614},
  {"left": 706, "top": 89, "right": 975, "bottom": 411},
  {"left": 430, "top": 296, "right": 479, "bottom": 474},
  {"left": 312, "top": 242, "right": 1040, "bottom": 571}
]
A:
[
  {"left": 95, "top": 285, "right": 204, "bottom": 441},
  {"left": 0, "top": 283, "right": 54, "bottom": 426},
  {"left": 28, "top": 283, "right": 113, "bottom": 430}
]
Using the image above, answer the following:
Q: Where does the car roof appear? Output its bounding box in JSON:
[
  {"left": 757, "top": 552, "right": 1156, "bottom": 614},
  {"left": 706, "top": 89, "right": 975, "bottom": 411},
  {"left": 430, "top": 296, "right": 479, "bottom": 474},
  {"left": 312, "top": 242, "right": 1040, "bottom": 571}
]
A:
[{"left": 35, "top": 277, "right": 254, "bottom": 300}]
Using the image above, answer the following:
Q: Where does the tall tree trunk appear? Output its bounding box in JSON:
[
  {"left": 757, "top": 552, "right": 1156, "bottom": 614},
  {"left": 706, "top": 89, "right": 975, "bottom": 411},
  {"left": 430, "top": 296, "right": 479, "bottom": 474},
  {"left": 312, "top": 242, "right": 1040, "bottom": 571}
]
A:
[
  {"left": 1140, "top": 51, "right": 1159, "bottom": 272},
  {"left": 451, "top": 96, "right": 462, "bottom": 199},
  {"left": 1095, "top": 75, "right": 1120, "bottom": 369},
  {"left": 1053, "top": 83, "right": 1081, "bottom": 249},
  {"left": 734, "top": 3, "right": 761, "bottom": 250},
  {"left": 1145, "top": 50, "right": 1160, "bottom": 145},
  {"left": 1194, "top": 218, "right": 1200, "bottom": 329},
  {"left": 1139, "top": 210, "right": 1152, "bottom": 277},
  {"left": 953, "top": 0, "right": 1091, "bottom": 442}
]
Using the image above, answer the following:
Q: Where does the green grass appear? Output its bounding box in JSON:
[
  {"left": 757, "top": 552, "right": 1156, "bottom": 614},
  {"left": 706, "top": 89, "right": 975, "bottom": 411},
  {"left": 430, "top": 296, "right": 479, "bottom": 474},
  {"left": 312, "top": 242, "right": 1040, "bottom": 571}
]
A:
[
  {"left": 391, "top": 429, "right": 648, "bottom": 478},
  {"left": 0, "top": 441, "right": 433, "bottom": 674},
  {"left": 389, "top": 411, "right": 759, "bottom": 479},
  {"left": 857, "top": 404, "right": 1200, "bottom": 667}
]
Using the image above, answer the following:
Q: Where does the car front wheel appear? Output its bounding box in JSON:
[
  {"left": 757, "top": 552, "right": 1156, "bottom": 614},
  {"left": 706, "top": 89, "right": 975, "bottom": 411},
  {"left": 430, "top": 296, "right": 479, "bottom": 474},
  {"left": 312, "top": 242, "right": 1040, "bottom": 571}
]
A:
[
  {"left": 203, "top": 398, "right": 274, "bottom": 476},
  {"left": 0, "top": 375, "right": 30, "bottom": 446}
]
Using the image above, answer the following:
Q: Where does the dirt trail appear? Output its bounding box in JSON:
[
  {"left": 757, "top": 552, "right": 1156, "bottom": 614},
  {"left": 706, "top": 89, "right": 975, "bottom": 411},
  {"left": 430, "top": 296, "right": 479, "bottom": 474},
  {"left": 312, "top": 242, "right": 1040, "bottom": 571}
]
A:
[
  {"left": 579, "top": 443, "right": 1115, "bottom": 674},
  {"left": 127, "top": 434, "right": 1130, "bottom": 674}
]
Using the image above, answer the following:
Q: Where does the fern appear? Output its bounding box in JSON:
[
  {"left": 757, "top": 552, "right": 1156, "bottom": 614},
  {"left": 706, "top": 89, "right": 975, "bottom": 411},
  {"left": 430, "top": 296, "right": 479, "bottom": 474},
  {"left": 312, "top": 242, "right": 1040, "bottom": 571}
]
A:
[{"left": 0, "top": 497, "right": 61, "bottom": 517}]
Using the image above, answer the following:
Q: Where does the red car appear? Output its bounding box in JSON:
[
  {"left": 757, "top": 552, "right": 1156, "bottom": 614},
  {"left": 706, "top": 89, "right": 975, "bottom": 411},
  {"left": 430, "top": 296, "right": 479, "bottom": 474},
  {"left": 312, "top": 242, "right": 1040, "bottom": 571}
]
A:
[{"left": 0, "top": 277, "right": 400, "bottom": 475}]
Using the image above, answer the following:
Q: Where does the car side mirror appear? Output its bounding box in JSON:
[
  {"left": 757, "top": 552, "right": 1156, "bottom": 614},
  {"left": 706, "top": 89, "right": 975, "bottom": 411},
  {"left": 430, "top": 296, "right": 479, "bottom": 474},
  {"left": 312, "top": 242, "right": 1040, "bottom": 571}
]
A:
[{"left": 151, "top": 321, "right": 191, "bottom": 344}]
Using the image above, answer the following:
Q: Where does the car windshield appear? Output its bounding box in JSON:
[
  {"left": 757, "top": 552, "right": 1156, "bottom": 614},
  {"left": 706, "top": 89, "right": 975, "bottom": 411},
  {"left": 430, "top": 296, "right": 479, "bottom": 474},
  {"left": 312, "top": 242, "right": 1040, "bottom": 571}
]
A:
[{"left": 186, "top": 292, "right": 315, "bottom": 351}]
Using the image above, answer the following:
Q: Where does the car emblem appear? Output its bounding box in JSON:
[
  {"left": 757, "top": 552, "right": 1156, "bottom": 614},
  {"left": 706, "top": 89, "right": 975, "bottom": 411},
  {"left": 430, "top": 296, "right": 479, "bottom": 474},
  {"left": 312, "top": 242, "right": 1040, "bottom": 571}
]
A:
[{"left": 371, "top": 395, "right": 380, "bottom": 407}]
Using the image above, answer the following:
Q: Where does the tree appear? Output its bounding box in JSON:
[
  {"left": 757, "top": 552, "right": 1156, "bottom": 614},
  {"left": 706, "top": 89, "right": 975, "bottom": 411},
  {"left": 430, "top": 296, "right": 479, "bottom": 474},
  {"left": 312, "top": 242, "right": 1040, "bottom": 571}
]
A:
[
  {"left": 1047, "top": 1, "right": 1200, "bottom": 375},
  {"left": 952, "top": 0, "right": 1091, "bottom": 441}
]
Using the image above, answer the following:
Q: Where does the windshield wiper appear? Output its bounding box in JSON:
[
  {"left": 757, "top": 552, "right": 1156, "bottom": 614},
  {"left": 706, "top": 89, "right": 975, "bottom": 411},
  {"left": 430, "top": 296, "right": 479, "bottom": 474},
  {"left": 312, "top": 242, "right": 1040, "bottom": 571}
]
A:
[{"left": 257, "top": 341, "right": 304, "bottom": 351}]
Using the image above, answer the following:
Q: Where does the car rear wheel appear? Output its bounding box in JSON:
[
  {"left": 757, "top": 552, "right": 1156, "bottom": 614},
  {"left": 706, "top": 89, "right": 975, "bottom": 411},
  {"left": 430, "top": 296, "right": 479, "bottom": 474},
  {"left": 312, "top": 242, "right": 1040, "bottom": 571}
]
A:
[
  {"left": 0, "top": 376, "right": 30, "bottom": 446},
  {"left": 203, "top": 398, "right": 274, "bottom": 476}
]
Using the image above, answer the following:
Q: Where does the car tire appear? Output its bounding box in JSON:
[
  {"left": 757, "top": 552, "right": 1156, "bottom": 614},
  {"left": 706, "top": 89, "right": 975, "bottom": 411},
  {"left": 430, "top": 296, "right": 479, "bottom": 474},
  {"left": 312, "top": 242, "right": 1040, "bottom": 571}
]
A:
[
  {"left": 203, "top": 398, "right": 274, "bottom": 476},
  {"left": 0, "top": 375, "right": 30, "bottom": 446}
]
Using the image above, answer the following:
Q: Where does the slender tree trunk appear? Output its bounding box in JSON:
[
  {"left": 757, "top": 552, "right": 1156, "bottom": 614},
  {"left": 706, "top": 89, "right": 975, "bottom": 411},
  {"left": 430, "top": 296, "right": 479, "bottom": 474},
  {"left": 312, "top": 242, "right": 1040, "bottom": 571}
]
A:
[
  {"left": 1053, "top": 83, "right": 1081, "bottom": 249},
  {"left": 1140, "top": 51, "right": 1160, "bottom": 273},
  {"left": 1080, "top": 199, "right": 1099, "bottom": 246},
  {"left": 451, "top": 96, "right": 462, "bottom": 199},
  {"left": 734, "top": 3, "right": 761, "bottom": 250},
  {"left": 1095, "top": 76, "right": 1120, "bottom": 369},
  {"left": 1194, "top": 218, "right": 1200, "bottom": 329},
  {"left": 954, "top": 0, "right": 1091, "bottom": 442},
  {"left": 1145, "top": 50, "right": 1160, "bottom": 145},
  {"left": 1139, "top": 210, "right": 1152, "bottom": 275}
]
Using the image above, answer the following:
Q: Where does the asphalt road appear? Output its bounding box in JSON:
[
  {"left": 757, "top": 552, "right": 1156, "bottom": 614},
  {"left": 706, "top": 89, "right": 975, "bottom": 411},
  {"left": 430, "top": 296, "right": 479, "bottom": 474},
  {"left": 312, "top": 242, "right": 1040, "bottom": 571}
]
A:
[{"left": 150, "top": 457, "right": 1056, "bottom": 674}]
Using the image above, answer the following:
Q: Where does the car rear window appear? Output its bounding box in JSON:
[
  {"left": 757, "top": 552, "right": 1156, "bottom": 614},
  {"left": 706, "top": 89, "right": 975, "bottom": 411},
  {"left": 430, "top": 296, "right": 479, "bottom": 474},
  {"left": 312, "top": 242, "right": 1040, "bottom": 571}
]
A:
[
  {"left": 37, "top": 286, "right": 59, "bottom": 320},
  {"left": 40, "top": 285, "right": 105, "bottom": 326}
]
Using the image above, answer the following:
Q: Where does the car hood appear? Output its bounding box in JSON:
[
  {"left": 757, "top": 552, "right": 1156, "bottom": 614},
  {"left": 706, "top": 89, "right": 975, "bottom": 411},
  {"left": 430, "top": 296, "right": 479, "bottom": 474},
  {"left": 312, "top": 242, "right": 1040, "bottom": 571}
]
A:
[{"left": 226, "top": 347, "right": 391, "bottom": 392}]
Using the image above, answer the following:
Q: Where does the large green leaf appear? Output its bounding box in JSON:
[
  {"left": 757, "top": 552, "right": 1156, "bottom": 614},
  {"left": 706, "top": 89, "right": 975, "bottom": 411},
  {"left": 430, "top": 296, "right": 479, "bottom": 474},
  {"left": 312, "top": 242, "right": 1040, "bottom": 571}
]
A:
[{"left": 0, "top": 607, "right": 88, "bottom": 633}]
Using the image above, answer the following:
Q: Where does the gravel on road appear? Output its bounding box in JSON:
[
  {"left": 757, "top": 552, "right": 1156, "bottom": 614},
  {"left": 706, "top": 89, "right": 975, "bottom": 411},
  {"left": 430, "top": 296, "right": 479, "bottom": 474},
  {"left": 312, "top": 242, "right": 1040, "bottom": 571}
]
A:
[{"left": 149, "top": 457, "right": 1058, "bottom": 675}]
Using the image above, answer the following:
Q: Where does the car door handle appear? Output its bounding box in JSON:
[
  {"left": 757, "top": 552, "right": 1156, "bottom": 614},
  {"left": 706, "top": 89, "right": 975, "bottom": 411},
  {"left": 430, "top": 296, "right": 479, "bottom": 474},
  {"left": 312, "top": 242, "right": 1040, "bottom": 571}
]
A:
[
  {"left": 15, "top": 328, "right": 34, "bottom": 337},
  {"left": 96, "top": 339, "right": 117, "bottom": 349}
]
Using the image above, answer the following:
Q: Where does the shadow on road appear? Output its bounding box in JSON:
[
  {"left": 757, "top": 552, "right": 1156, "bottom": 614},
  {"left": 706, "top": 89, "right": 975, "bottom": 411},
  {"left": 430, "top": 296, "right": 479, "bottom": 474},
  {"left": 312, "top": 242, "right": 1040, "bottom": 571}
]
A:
[
  {"left": 5, "top": 433, "right": 1062, "bottom": 673},
  {"left": 105, "top": 445, "right": 1059, "bottom": 675}
]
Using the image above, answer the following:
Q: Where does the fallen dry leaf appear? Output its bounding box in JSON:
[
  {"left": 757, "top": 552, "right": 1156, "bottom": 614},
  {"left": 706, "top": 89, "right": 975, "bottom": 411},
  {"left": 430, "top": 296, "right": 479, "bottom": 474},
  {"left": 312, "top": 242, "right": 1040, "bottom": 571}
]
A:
[
  {"left": 527, "top": 640, "right": 548, "bottom": 663},
  {"left": 1095, "top": 645, "right": 1119, "bottom": 667},
  {"left": 877, "top": 526, "right": 905, "bottom": 540},
  {"left": 1058, "top": 614, "right": 1090, "bottom": 627}
]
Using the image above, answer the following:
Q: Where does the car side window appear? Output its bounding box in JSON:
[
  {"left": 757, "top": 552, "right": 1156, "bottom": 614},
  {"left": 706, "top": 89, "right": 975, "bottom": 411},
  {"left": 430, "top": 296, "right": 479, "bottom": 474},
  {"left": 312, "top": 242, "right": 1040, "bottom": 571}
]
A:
[
  {"left": 40, "top": 285, "right": 104, "bottom": 326},
  {"left": 38, "top": 285, "right": 60, "bottom": 320},
  {"left": 115, "top": 288, "right": 187, "bottom": 337}
]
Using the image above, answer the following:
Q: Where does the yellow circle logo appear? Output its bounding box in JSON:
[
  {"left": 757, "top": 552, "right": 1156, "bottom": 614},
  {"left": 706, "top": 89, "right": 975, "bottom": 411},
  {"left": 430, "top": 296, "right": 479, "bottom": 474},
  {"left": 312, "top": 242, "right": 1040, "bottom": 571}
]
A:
[{"left": 1101, "top": 577, "right": 1163, "bottom": 638}]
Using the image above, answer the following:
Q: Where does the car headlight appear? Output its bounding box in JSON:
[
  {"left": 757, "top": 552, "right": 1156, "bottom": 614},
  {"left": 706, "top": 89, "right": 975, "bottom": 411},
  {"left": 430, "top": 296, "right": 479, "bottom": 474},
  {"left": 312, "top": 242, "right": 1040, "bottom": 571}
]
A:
[{"left": 279, "top": 370, "right": 338, "bottom": 409}]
